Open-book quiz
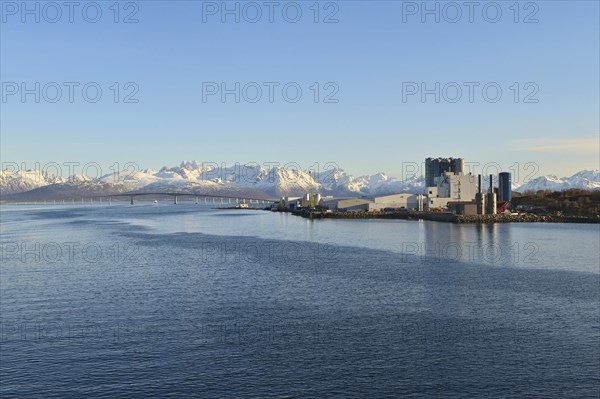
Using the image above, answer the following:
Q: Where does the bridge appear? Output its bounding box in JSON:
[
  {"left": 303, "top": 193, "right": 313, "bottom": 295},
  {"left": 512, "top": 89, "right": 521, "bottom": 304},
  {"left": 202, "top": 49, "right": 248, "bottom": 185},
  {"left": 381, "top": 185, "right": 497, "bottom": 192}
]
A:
[{"left": 1, "top": 192, "right": 279, "bottom": 207}]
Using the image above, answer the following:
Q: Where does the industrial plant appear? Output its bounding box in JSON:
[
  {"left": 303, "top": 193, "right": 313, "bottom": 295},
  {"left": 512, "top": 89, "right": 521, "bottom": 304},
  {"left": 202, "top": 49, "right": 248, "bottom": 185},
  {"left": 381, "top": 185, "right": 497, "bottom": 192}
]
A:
[{"left": 279, "top": 157, "right": 513, "bottom": 216}]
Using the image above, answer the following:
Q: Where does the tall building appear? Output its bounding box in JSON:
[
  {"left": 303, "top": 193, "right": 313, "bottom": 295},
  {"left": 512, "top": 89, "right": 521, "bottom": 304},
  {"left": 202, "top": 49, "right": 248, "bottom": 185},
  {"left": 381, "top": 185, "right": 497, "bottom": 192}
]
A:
[
  {"left": 425, "top": 157, "right": 465, "bottom": 187},
  {"left": 498, "top": 172, "right": 512, "bottom": 202},
  {"left": 427, "top": 171, "right": 477, "bottom": 209}
]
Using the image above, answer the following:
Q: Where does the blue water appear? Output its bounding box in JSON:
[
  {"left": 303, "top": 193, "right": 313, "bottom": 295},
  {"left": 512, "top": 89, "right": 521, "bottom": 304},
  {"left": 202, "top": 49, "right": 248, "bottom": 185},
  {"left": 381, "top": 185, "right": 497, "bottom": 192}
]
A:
[{"left": 1, "top": 205, "right": 599, "bottom": 398}]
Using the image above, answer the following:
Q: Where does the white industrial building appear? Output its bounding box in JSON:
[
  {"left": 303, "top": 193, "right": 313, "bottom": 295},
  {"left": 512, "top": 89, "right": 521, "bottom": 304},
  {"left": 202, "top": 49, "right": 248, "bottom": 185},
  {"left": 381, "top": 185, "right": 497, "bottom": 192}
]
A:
[
  {"left": 368, "top": 193, "right": 425, "bottom": 211},
  {"left": 426, "top": 171, "right": 477, "bottom": 209},
  {"left": 321, "top": 193, "right": 426, "bottom": 212},
  {"left": 324, "top": 198, "right": 373, "bottom": 212}
]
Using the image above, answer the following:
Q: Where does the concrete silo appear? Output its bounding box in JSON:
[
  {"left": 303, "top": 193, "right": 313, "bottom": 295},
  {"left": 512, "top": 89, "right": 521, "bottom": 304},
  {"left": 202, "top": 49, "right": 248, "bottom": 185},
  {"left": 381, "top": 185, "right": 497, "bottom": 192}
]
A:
[{"left": 498, "top": 172, "right": 512, "bottom": 203}]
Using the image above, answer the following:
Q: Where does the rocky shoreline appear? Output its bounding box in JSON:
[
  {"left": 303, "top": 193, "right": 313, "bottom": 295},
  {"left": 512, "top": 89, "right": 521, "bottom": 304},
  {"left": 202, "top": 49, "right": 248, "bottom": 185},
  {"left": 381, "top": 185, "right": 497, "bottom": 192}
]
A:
[
  {"left": 454, "top": 213, "right": 599, "bottom": 224},
  {"left": 288, "top": 210, "right": 600, "bottom": 224}
]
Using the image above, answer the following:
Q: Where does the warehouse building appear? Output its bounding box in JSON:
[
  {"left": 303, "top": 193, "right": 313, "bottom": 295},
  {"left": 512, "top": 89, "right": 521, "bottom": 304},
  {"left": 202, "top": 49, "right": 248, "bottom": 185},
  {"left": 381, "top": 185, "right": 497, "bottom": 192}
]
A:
[
  {"left": 368, "top": 193, "right": 425, "bottom": 211},
  {"left": 322, "top": 198, "right": 373, "bottom": 212},
  {"left": 321, "top": 193, "right": 426, "bottom": 212},
  {"left": 335, "top": 198, "right": 373, "bottom": 212}
]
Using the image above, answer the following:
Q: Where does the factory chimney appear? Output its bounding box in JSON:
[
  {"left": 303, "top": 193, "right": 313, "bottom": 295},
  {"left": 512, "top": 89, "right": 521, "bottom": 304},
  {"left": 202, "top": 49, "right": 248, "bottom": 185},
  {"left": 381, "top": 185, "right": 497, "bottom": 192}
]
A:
[
  {"left": 476, "top": 174, "right": 486, "bottom": 215},
  {"left": 486, "top": 174, "right": 497, "bottom": 215}
]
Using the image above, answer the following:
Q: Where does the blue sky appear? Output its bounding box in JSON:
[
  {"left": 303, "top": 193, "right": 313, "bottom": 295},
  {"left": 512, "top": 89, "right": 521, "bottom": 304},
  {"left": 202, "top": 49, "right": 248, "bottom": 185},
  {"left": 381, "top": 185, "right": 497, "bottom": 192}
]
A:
[{"left": 1, "top": 0, "right": 599, "bottom": 182}]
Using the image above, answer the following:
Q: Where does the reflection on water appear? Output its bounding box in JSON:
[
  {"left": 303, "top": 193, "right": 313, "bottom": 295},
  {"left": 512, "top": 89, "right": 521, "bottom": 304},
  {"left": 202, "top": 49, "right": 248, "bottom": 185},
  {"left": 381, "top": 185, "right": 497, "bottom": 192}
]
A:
[{"left": 1, "top": 205, "right": 599, "bottom": 398}]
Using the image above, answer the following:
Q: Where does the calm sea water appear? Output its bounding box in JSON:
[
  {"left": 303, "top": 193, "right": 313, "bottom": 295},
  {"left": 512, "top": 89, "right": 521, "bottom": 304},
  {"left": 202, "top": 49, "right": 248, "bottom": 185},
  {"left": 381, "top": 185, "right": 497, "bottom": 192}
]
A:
[{"left": 1, "top": 204, "right": 599, "bottom": 398}]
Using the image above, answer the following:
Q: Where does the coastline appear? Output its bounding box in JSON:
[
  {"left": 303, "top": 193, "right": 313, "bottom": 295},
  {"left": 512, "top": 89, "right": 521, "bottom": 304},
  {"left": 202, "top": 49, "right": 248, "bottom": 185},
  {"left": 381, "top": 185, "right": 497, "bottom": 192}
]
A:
[{"left": 284, "top": 210, "right": 600, "bottom": 224}]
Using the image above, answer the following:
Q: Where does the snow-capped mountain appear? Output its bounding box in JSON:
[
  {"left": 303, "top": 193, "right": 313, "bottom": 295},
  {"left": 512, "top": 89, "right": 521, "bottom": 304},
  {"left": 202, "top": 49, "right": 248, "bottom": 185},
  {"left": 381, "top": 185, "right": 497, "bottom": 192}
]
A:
[
  {"left": 0, "top": 169, "right": 66, "bottom": 195},
  {"left": 515, "top": 170, "right": 600, "bottom": 193},
  {"left": 315, "top": 168, "right": 425, "bottom": 196},
  {"left": 1, "top": 162, "right": 598, "bottom": 200}
]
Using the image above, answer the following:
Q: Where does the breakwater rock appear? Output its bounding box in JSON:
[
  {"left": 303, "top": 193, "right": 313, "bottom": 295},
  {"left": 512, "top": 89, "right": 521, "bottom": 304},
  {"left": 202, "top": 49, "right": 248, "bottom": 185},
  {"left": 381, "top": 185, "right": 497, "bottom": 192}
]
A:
[
  {"left": 289, "top": 210, "right": 599, "bottom": 224},
  {"left": 455, "top": 214, "right": 599, "bottom": 224}
]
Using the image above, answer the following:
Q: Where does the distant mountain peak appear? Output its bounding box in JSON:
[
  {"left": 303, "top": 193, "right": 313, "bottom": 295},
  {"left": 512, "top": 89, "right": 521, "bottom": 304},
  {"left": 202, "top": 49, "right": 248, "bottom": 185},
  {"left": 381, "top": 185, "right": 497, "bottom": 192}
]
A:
[
  {"left": 1, "top": 163, "right": 598, "bottom": 199},
  {"left": 516, "top": 170, "right": 600, "bottom": 193}
]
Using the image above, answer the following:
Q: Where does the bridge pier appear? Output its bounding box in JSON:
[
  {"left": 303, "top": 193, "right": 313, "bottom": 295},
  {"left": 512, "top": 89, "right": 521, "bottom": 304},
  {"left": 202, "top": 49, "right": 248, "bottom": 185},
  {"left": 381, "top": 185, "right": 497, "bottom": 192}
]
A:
[
  {"left": 130, "top": 196, "right": 134, "bottom": 205},
  {"left": 195, "top": 196, "right": 199, "bottom": 204},
  {"left": 174, "top": 196, "right": 178, "bottom": 205}
]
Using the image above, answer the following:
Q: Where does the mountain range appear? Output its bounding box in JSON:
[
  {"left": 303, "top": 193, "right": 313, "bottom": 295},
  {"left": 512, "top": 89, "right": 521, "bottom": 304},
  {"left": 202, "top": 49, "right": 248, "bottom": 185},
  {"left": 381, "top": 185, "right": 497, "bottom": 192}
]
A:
[{"left": 1, "top": 161, "right": 598, "bottom": 200}]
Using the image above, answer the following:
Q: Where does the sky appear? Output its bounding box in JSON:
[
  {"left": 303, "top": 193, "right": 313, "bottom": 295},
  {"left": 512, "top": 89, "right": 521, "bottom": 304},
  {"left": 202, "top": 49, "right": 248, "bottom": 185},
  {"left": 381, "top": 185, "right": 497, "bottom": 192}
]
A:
[{"left": 1, "top": 0, "right": 599, "bottom": 185}]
